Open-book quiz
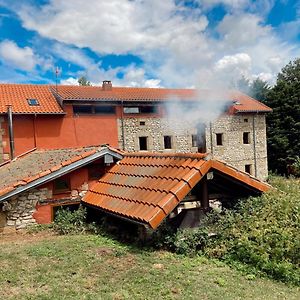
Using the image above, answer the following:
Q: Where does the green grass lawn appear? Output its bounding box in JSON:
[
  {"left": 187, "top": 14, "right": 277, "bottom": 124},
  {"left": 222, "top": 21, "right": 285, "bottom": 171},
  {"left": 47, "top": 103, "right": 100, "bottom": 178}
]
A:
[{"left": 0, "top": 233, "right": 299, "bottom": 300}]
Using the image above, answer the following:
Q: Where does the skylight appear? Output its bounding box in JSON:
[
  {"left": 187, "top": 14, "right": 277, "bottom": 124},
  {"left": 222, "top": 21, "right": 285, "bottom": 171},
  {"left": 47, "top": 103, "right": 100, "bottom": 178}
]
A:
[{"left": 27, "top": 98, "right": 39, "bottom": 106}]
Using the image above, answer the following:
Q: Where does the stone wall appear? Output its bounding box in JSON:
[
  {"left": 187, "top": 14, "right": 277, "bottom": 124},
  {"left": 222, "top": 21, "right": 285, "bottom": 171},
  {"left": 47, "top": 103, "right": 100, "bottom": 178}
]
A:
[
  {"left": 117, "top": 113, "right": 268, "bottom": 180},
  {"left": 205, "top": 114, "right": 268, "bottom": 180},
  {"left": 1, "top": 182, "right": 90, "bottom": 230},
  {"left": 2, "top": 188, "right": 50, "bottom": 229},
  {"left": 117, "top": 117, "right": 198, "bottom": 153}
]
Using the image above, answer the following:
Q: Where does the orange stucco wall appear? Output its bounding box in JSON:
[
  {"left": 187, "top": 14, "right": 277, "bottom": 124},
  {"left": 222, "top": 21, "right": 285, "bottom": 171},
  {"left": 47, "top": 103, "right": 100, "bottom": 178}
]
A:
[
  {"left": 32, "top": 160, "right": 106, "bottom": 224},
  {"left": 2, "top": 105, "right": 119, "bottom": 157}
]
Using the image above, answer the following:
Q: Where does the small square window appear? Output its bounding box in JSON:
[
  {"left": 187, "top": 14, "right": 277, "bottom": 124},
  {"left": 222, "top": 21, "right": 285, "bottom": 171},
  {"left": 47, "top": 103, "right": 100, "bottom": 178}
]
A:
[
  {"left": 139, "top": 136, "right": 148, "bottom": 150},
  {"left": 140, "top": 121, "right": 146, "bottom": 126},
  {"left": 244, "top": 118, "right": 248, "bottom": 123},
  {"left": 216, "top": 133, "right": 223, "bottom": 146},
  {"left": 27, "top": 98, "right": 39, "bottom": 106},
  {"left": 243, "top": 132, "right": 250, "bottom": 144},
  {"left": 245, "top": 164, "right": 252, "bottom": 174},
  {"left": 163, "top": 136, "right": 172, "bottom": 149},
  {"left": 53, "top": 176, "right": 70, "bottom": 194}
]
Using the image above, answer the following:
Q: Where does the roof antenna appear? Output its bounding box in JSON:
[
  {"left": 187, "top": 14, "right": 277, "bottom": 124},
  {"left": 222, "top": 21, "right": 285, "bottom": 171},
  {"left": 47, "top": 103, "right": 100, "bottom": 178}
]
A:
[{"left": 55, "top": 66, "right": 60, "bottom": 93}]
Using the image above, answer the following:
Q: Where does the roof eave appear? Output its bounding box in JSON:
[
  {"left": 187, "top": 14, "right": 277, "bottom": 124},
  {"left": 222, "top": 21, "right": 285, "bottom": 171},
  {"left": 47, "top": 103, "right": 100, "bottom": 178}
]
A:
[{"left": 0, "top": 148, "right": 123, "bottom": 202}]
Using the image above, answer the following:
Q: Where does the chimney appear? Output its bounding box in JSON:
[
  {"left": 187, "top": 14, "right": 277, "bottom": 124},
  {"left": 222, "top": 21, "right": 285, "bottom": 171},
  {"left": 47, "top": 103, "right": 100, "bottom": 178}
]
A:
[{"left": 102, "top": 80, "right": 112, "bottom": 91}]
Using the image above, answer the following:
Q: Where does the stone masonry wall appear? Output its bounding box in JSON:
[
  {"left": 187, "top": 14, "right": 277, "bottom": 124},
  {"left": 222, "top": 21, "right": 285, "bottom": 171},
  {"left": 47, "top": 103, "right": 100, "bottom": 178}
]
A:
[
  {"left": 117, "top": 113, "right": 268, "bottom": 180},
  {"left": 2, "top": 188, "right": 50, "bottom": 229},
  {"left": 205, "top": 114, "right": 268, "bottom": 180},
  {"left": 1, "top": 182, "right": 89, "bottom": 229},
  {"left": 118, "top": 117, "right": 198, "bottom": 153}
]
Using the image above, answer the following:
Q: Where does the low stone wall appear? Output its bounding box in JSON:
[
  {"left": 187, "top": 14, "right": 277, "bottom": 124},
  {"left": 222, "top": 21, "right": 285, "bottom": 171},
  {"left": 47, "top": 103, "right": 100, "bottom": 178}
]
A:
[
  {"left": 2, "top": 188, "right": 49, "bottom": 229},
  {"left": 1, "top": 182, "right": 89, "bottom": 230}
]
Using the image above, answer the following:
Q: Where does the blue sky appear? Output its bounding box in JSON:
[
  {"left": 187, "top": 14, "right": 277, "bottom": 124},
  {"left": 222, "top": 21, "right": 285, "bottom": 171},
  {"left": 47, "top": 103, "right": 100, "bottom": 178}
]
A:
[{"left": 0, "top": 0, "right": 299, "bottom": 88}]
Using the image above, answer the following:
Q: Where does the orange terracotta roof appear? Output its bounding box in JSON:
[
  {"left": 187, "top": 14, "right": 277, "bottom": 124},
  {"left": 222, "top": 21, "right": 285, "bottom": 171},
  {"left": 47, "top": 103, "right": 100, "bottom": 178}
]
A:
[
  {"left": 55, "top": 85, "right": 271, "bottom": 113},
  {"left": 0, "top": 84, "right": 64, "bottom": 114},
  {"left": 83, "top": 152, "right": 270, "bottom": 229},
  {"left": 0, "top": 146, "right": 123, "bottom": 199}
]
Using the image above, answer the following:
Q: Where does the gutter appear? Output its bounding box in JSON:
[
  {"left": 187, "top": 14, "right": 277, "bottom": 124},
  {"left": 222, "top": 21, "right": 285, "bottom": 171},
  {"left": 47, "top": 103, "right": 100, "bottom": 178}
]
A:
[{"left": 0, "top": 148, "right": 123, "bottom": 203}]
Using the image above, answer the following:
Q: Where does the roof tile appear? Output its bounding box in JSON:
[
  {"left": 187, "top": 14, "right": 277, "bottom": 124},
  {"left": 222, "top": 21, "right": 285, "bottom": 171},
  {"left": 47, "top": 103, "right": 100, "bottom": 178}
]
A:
[{"left": 83, "top": 152, "right": 271, "bottom": 229}]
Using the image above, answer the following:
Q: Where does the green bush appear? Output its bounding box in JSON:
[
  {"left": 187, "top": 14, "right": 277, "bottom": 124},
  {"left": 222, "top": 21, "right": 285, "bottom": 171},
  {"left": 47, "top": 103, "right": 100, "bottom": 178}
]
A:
[
  {"left": 205, "top": 176, "right": 300, "bottom": 285},
  {"left": 152, "top": 177, "right": 299, "bottom": 285},
  {"left": 53, "top": 206, "right": 89, "bottom": 235}
]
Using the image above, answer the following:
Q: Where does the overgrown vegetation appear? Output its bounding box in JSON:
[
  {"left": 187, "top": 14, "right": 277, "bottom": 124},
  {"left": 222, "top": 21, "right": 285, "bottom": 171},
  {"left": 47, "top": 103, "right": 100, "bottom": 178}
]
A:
[
  {"left": 155, "top": 177, "right": 300, "bottom": 285},
  {"left": 1, "top": 234, "right": 300, "bottom": 299},
  {"left": 46, "top": 177, "right": 300, "bottom": 286},
  {"left": 53, "top": 206, "right": 95, "bottom": 235}
]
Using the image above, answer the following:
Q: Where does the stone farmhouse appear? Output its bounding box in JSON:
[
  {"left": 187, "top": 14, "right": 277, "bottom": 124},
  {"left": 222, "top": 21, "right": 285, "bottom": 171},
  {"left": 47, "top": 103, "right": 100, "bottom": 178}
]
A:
[
  {"left": 0, "top": 81, "right": 271, "bottom": 179},
  {"left": 0, "top": 81, "right": 272, "bottom": 231}
]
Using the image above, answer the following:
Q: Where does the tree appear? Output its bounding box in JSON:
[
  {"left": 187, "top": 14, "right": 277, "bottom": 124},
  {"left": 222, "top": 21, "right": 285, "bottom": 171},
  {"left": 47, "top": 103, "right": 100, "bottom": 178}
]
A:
[
  {"left": 78, "top": 76, "right": 91, "bottom": 86},
  {"left": 264, "top": 58, "right": 300, "bottom": 175},
  {"left": 249, "top": 78, "right": 270, "bottom": 102}
]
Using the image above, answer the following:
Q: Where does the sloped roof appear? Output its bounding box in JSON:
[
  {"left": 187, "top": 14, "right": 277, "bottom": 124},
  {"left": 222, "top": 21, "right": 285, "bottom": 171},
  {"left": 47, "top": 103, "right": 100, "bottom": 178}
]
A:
[
  {"left": 56, "top": 85, "right": 272, "bottom": 113},
  {"left": 0, "top": 146, "right": 123, "bottom": 201},
  {"left": 83, "top": 152, "right": 270, "bottom": 229},
  {"left": 0, "top": 84, "right": 271, "bottom": 114},
  {"left": 0, "top": 84, "right": 64, "bottom": 114}
]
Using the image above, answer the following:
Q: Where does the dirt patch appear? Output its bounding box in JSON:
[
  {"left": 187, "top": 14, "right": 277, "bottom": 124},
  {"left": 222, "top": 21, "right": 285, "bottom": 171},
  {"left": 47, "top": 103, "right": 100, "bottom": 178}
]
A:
[
  {"left": 0, "top": 229, "right": 57, "bottom": 245},
  {"left": 96, "top": 247, "right": 115, "bottom": 256}
]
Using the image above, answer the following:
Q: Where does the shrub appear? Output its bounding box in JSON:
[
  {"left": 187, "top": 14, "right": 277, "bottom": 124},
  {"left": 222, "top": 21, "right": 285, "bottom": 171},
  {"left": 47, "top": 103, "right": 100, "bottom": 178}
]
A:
[
  {"left": 53, "top": 206, "right": 89, "bottom": 235},
  {"left": 205, "top": 177, "right": 300, "bottom": 285}
]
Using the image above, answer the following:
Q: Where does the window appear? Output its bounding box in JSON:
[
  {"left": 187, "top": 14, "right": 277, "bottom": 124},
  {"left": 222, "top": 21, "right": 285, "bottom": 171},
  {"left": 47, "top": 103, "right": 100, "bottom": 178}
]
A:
[
  {"left": 140, "top": 121, "right": 146, "bottom": 126},
  {"left": 73, "top": 105, "right": 92, "bottom": 114},
  {"left": 53, "top": 176, "right": 70, "bottom": 194},
  {"left": 245, "top": 164, "right": 252, "bottom": 174},
  {"left": 164, "top": 136, "right": 172, "bottom": 149},
  {"left": 139, "top": 136, "right": 148, "bottom": 150},
  {"left": 27, "top": 98, "right": 39, "bottom": 106},
  {"left": 73, "top": 105, "right": 115, "bottom": 115},
  {"left": 94, "top": 106, "right": 115, "bottom": 114},
  {"left": 244, "top": 118, "right": 248, "bottom": 123},
  {"left": 243, "top": 132, "right": 250, "bottom": 144},
  {"left": 124, "top": 107, "right": 139, "bottom": 114},
  {"left": 140, "top": 106, "right": 158, "bottom": 114},
  {"left": 192, "top": 134, "right": 198, "bottom": 147},
  {"left": 123, "top": 106, "right": 158, "bottom": 114},
  {"left": 216, "top": 133, "right": 223, "bottom": 146}
]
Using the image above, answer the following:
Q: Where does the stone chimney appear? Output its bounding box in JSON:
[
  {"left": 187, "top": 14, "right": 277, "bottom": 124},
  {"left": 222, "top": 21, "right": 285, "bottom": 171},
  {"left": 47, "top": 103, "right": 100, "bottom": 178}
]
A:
[{"left": 102, "top": 80, "right": 112, "bottom": 91}]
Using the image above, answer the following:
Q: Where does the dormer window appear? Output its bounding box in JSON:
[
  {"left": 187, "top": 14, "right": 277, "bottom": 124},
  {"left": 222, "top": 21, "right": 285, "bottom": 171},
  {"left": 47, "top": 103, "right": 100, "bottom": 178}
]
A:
[{"left": 27, "top": 98, "right": 39, "bottom": 106}]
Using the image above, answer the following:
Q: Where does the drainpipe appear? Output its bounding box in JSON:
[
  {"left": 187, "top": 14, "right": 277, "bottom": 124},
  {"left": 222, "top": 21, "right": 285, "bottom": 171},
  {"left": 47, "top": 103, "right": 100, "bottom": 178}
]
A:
[
  {"left": 33, "top": 114, "right": 37, "bottom": 148},
  {"left": 252, "top": 114, "right": 257, "bottom": 177},
  {"left": 7, "top": 105, "right": 15, "bottom": 160},
  {"left": 209, "top": 122, "right": 214, "bottom": 157},
  {"left": 120, "top": 100, "right": 125, "bottom": 150}
]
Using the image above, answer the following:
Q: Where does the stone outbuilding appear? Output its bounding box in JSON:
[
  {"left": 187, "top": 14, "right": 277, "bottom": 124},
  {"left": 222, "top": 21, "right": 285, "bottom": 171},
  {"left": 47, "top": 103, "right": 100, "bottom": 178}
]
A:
[{"left": 0, "top": 145, "right": 122, "bottom": 232}]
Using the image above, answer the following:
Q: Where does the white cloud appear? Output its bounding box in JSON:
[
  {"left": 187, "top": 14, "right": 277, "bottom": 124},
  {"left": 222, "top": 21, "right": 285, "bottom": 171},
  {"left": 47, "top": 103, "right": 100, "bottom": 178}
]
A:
[
  {"left": 0, "top": 40, "right": 37, "bottom": 71},
  {"left": 4, "top": 0, "right": 299, "bottom": 88}
]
